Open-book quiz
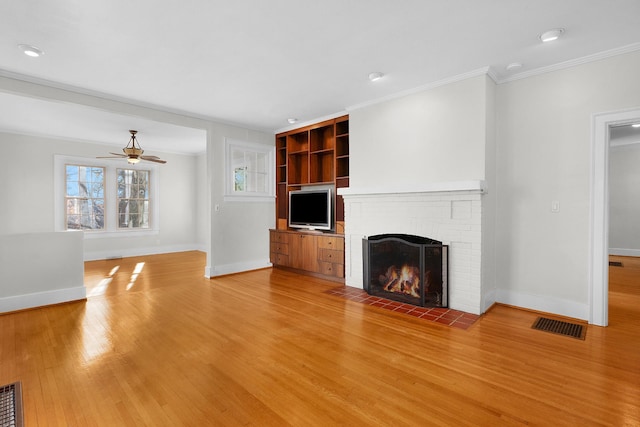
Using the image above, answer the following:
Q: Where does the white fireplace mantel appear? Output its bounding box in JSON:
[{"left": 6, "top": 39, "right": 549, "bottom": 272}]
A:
[{"left": 337, "top": 180, "right": 486, "bottom": 197}]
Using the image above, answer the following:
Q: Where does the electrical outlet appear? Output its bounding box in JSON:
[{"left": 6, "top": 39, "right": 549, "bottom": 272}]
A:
[{"left": 551, "top": 201, "right": 560, "bottom": 213}]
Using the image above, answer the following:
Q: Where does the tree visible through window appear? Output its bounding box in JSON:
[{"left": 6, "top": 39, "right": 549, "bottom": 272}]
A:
[
  {"left": 117, "top": 169, "right": 150, "bottom": 229},
  {"left": 65, "top": 165, "right": 105, "bottom": 230},
  {"left": 225, "top": 139, "right": 274, "bottom": 201},
  {"left": 232, "top": 149, "right": 267, "bottom": 193}
]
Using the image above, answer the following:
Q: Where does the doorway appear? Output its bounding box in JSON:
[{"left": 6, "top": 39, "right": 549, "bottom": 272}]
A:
[{"left": 590, "top": 108, "right": 640, "bottom": 326}]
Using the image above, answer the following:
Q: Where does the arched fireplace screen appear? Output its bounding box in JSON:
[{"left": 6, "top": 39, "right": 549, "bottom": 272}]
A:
[{"left": 362, "top": 234, "right": 448, "bottom": 308}]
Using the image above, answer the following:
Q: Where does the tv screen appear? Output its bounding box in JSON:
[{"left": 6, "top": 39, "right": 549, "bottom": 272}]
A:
[{"left": 289, "top": 189, "right": 332, "bottom": 231}]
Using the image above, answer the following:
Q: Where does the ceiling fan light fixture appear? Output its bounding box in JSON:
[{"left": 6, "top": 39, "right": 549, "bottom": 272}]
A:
[
  {"left": 97, "top": 130, "right": 167, "bottom": 164},
  {"left": 539, "top": 28, "right": 564, "bottom": 43},
  {"left": 123, "top": 130, "right": 144, "bottom": 156}
]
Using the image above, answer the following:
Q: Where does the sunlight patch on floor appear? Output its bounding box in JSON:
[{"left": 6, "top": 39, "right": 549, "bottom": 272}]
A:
[{"left": 126, "top": 262, "right": 145, "bottom": 290}]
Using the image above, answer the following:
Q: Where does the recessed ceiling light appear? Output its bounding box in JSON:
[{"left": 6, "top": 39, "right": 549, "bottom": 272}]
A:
[
  {"left": 632, "top": 123, "right": 640, "bottom": 128},
  {"left": 506, "top": 62, "right": 523, "bottom": 71},
  {"left": 287, "top": 118, "right": 298, "bottom": 124},
  {"left": 539, "top": 28, "right": 564, "bottom": 43},
  {"left": 368, "top": 72, "right": 384, "bottom": 82},
  {"left": 18, "top": 44, "right": 44, "bottom": 57}
]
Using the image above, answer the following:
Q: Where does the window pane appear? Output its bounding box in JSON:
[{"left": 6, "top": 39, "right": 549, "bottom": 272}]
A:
[
  {"left": 92, "top": 182, "right": 104, "bottom": 198},
  {"left": 66, "top": 182, "right": 79, "bottom": 197},
  {"left": 256, "top": 152, "right": 267, "bottom": 173},
  {"left": 66, "top": 165, "right": 78, "bottom": 182},
  {"left": 234, "top": 167, "right": 246, "bottom": 191},
  {"left": 65, "top": 164, "right": 105, "bottom": 231},
  {"left": 255, "top": 172, "right": 267, "bottom": 193},
  {"left": 232, "top": 148, "right": 245, "bottom": 167},
  {"left": 117, "top": 168, "right": 151, "bottom": 229},
  {"left": 67, "top": 215, "right": 80, "bottom": 229},
  {"left": 119, "top": 213, "right": 128, "bottom": 228}
]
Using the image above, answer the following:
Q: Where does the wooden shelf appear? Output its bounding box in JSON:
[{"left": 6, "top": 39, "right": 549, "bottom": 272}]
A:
[{"left": 275, "top": 115, "right": 349, "bottom": 230}]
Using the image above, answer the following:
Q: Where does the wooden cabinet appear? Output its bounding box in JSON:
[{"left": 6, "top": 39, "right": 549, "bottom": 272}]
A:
[
  {"left": 269, "top": 230, "right": 290, "bottom": 266},
  {"left": 289, "top": 232, "right": 317, "bottom": 272},
  {"left": 275, "top": 116, "right": 349, "bottom": 231},
  {"left": 270, "top": 229, "right": 344, "bottom": 282}
]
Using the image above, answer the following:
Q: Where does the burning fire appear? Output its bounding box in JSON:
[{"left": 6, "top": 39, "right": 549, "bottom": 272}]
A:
[{"left": 380, "top": 264, "right": 421, "bottom": 297}]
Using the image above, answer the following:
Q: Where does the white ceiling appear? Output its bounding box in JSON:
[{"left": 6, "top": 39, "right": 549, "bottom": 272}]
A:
[{"left": 1, "top": 0, "right": 640, "bottom": 154}]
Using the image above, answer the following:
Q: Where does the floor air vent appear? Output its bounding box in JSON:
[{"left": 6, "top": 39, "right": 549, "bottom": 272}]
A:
[
  {"left": 532, "top": 317, "right": 586, "bottom": 340},
  {"left": 609, "top": 261, "right": 623, "bottom": 267},
  {"left": 0, "top": 382, "right": 23, "bottom": 427}
]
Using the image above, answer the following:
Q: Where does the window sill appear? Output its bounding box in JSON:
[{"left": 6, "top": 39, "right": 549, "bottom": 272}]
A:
[
  {"left": 223, "top": 194, "right": 275, "bottom": 203},
  {"left": 76, "top": 229, "right": 159, "bottom": 239}
]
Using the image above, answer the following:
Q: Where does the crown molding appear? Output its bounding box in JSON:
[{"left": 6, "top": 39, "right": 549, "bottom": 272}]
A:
[
  {"left": 497, "top": 42, "right": 640, "bottom": 84},
  {"left": 346, "top": 67, "right": 492, "bottom": 112},
  {"left": 273, "top": 110, "right": 349, "bottom": 134}
]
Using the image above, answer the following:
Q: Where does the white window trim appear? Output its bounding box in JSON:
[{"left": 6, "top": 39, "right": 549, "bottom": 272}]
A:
[
  {"left": 54, "top": 155, "right": 160, "bottom": 238},
  {"left": 223, "top": 138, "right": 275, "bottom": 202}
]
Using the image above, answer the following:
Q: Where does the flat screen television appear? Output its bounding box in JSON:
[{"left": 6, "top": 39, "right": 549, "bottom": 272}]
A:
[{"left": 288, "top": 188, "right": 332, "bottom": 231}]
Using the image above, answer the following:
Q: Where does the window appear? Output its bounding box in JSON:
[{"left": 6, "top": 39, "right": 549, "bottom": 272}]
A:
[
  {"left": 65, "top": 165, "right": 105, "bottom": 230},
  {"left": 224, "top": 138, "right": 274, "bottom": 201},
  {"left": 117, "top": 169, "right": 150, "bottom": 229},
  {"left": 55, "top": 155, "right": 159, "bottom": 237}
]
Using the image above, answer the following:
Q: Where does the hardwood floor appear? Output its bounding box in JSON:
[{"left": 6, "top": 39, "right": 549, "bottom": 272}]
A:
[{"left": 1, "top": 251, "right": 638, "bottom": 426}]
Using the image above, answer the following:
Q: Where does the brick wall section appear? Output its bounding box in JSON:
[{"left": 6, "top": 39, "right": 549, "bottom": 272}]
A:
[{"left": 341, "top": 190, "right": 483, "bottom": 314}]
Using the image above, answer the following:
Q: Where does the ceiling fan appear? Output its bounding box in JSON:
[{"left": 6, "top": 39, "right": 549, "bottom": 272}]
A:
[{"left": 97, "top": 130, "right": 167, "bottom": 164}]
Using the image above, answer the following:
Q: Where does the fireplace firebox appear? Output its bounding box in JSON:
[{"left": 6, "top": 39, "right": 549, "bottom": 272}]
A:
[{"left": 363, "top": 234, "right": 448, "bottom": 308}]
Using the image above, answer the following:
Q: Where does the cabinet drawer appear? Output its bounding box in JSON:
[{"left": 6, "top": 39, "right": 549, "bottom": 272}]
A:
[
  {"left": 318, "top": 261, "right": 344, "bottom": 277},
  {"left": 270, "top": 231, "right": 289, "bottom": 243},
  {"left": 319, "top": 248, "right": 344, "bottom": 264},
  {"left": 318, "top": 236, "right": 343, "bottom": 250},
  {"left": 270, "top": 242, "right": 289, "bottom": 255},
  {"left": 271, "top": 252, "right": 289, "bottom": 266}
]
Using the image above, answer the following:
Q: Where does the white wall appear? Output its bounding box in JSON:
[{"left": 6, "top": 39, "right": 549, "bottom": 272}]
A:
[
  {"left": 0, "top": 231, "right": 85, "bottom": 312},
  {"left": 206, "top": 124, "right": 275, "bottom": 276},
  {"left": 609, "top": 143, "right": 640, "bottom": 255},
  {"left": 349, "top": 74, "right": 488, "bottom": 190},
  {"left": 495, "top": 50, "right": 640, "bottom": 319}
]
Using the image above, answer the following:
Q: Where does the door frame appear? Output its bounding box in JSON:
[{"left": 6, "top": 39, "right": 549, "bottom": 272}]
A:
[{"left": 590, "top": 108, "right": 640, "bottom": 326}]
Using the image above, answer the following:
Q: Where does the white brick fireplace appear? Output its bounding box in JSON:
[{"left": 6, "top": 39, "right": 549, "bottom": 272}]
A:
[{"left": 338, "top": 181, "right": 486, "bottom": 315}]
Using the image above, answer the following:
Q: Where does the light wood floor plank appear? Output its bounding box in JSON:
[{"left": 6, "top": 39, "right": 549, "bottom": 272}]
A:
[{"left": 0, "top": 250, "right": 638, "bottom": 426}]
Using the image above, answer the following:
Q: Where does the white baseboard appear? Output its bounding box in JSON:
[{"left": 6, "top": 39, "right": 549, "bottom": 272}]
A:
[
  {"left": 84, "top": 244, "right": 203, "bottom": 261},
  {"left": 609, "top": 248, "right": 640, "bottom": 257},
  {"left": 496, "top": 289, "right": 589, "bottom": 321},
  {"left": 483, "top": 289, "right": 497, "bottom": 313},
  {"left": 0, "top": 286, "right": 86, "bottom": 313},
  {"left": 208, "top": 259, "right": 272, "bottom": 277}
]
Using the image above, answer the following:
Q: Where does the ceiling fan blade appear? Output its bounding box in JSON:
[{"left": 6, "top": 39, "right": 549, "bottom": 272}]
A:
[
  {"left": 141, "top": 156, "right": 167, "bottom": 164},
  {"left": 109, "top": 152, "right": 127, "bottom": 157},
  {"left": 96, "top": 156, "right": 125, "bottom": 159}
]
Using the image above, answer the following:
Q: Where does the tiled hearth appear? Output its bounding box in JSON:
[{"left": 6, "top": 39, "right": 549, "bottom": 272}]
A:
[{"left": 326, "top": 286, "right": 480, "bottom": 330}]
